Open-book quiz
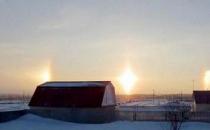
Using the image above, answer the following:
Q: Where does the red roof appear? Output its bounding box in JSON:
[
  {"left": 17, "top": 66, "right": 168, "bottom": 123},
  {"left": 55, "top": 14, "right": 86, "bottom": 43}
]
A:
[{"left": 193, "top": 91, "right": 210, "bottom": 104}]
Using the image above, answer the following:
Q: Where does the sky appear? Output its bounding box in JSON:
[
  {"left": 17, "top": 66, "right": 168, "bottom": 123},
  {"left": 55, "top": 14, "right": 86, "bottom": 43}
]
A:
[{"left": 0, "top": 0, "right": 210, "bottom": 95}]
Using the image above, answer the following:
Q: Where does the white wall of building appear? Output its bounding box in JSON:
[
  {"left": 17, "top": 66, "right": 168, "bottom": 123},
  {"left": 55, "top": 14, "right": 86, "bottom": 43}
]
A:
[{"left": 102, "top": 83, "right": 116, "bottom": 107}]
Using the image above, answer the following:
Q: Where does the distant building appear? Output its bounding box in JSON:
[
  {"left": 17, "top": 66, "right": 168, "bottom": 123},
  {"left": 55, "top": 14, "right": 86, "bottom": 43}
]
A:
[
  {"left": 193, "top": 91, "right": 210, "bottom": 111},
  {"left": 29, "top": 81, "right": 116, "bottom": 123}
]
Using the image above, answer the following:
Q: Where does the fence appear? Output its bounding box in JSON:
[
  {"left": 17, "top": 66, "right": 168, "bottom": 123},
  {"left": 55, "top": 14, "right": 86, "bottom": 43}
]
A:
[
  {"left": 117, "top": 110, "right": 168, "bottom": 121},
  {"left": 117, "top": 108, "right": 210, "bottom": 122},
  {"left": 190, "top": 112, "right": 210, "bottom": 122}
]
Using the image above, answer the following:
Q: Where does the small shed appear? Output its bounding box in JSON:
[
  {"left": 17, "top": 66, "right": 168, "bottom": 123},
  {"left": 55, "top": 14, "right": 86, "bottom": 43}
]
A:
[
  {"left": 193, "top": 91, "right": 210, "bottom": 111},
  {"left": 29, "top": 81, "right": 116, "bottom": 123}
]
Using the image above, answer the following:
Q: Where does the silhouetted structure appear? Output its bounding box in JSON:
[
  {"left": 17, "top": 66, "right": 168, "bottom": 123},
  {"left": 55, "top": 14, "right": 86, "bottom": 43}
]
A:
[
  {"left": 193, "top": 91, "right": 210, "bottom": 111},
  {"left": 29, "top": 81, "right": 116, "bottom": 123}
]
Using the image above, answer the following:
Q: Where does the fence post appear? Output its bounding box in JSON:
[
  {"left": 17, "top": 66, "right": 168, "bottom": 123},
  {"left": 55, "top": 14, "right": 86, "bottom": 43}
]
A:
[{"left": 133, "top": 105, "right": 138, "bottom": 121}]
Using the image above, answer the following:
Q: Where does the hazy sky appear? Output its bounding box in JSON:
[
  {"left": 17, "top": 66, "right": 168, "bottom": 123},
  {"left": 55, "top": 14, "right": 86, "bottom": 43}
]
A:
[{"left": 0, "top": 0, "right": 210, "bottom": 94}]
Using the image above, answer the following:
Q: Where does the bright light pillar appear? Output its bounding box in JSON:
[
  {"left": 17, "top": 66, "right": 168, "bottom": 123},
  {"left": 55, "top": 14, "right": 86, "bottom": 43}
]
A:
[
  {"left": 119, "top": 68, "right": 137, "bottom": 94},
  {"left": 204, "top": 70, "right": 210, "bottom": 90}
]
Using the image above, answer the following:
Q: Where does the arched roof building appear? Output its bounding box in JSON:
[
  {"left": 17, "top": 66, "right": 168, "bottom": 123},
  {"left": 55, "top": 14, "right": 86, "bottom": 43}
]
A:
[{"left": 29, "top": 81, "right": 116, "bottom": 123}]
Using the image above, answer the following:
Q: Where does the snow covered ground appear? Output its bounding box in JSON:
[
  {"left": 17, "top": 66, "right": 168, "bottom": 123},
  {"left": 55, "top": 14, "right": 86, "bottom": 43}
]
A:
[
  {"left": 0, "top": 114, "right": 210, "bottom": 130},
  {"left": 0, "top": 100, "right": 28, "bottom": 111},
  {"left": 120, "top": 99, "right": 169, "bottom": 107},
  {"left": 118, "top": 99, "right": 193, "bottom": 112},
  {"left": 120, "top": 99, "right": 192, "bottom": 107}
]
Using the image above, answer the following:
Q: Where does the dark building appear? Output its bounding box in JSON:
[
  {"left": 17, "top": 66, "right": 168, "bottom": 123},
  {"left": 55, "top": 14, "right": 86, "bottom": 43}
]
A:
[
  {"left": 193, "top": 91, "right": 210, "bottom": 111},
  {"left": 29, "top": 81, "right": 116, "bottom": 123}
]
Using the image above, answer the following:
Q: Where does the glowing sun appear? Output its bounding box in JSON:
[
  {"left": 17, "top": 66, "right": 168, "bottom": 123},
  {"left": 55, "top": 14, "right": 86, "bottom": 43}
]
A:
[
  {"left": 119, "top": 68, "right": 137, "bottom": 94},
  {"left": 204, "top": 70, "right": 210, "bottom": 90},
  {"left": 41, "top": 69, "right": 51, "bottom": 82}
]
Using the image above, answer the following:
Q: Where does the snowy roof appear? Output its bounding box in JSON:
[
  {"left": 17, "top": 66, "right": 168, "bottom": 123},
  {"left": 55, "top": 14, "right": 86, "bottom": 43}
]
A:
[{"left": 39, "top": 81, "right": 111, "bottom": 88}]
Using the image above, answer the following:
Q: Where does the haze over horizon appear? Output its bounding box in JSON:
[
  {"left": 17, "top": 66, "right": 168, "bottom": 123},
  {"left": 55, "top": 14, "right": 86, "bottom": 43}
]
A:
[{"left": 0, "top": 0, "right": 210, "bottom": 95}]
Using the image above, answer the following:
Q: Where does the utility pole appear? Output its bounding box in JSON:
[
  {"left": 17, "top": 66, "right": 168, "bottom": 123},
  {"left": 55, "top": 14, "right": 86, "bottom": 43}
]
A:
[
  {"left": 181, "top": 91, "right": 183, "bottom": 101},
  {"left": 192, "top": 80, "right": 195, "bottom": 91},
  {"left": 153, "top": 89, "right": 155, "bottom": 104}
]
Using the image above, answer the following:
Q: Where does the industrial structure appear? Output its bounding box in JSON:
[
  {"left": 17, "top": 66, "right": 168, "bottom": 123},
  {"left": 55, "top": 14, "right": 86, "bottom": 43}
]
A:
[{"left": 29, "top": 81, "right": 116, "bottom": 123}]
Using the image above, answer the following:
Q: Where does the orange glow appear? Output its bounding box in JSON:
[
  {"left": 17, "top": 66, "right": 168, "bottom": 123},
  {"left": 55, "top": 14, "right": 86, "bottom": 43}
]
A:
[
  {"left": 41, "top": 69, "right": 50, "bottom": 82},
  {"left": 204, "top": 70, "right": 210, "bottom": 90},
  {"left": 39, "top": 62, "right": 51, "bottom": 83},
  {"left": 119, "top": 67, "right": 137, "bottom": 94}
]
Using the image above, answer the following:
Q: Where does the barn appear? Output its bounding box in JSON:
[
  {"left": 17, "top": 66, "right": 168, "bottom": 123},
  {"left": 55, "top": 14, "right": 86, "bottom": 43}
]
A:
[
  {"left": 193, "top": 91, "right": 210, "bottom": 112},
  {"left": 29, "top": 81, "right": 116, "bottom": 123}
]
